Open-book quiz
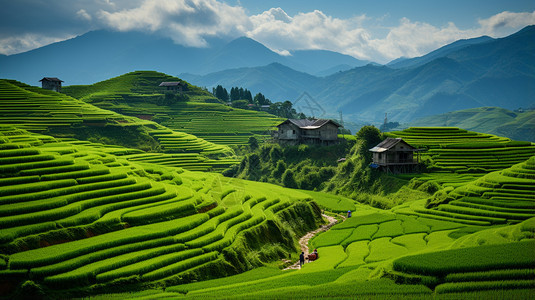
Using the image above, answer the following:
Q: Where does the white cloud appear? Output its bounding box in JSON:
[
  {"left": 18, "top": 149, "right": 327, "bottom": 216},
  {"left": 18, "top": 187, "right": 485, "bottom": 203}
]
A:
[
  {"left": 0, "top": 34, "right": 75, "bottom": 55},
  {"left": 1, "top": 0, "right": 534, "bottom": 63},
  {"left": 98, "top": 0, "right": 250, "bottom": 47},
  {"left": 245, "top": 8, "right": 535, "bottom": 63},
  {"left": 248, "top": 9, "right": 372, "bottom": 58},
  {"left": 478, "top": 10, "right": 535, "bottom": 34},
  {"left": 76, "top": 9, "right": 92, "bottom": 21}
]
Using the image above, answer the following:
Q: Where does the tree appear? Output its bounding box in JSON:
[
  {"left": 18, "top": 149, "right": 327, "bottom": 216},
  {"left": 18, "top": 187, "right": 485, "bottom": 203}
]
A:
[
  {"left": 245, "top": 89, "right": 253, "bottom": 103},
  {"left": 356, "top": 125, "right": 383, "bottom": 150},
  {"left": 282, "top": 169, "right": 297, "bottom": 188},
  {"left": 254, "top": 93, "right": 269, "bottom": 106},
  {"left": 356, "top": 125, "right": 383, "bottom": 162},
  {"left": 213, "top": 85, "right": 228, "bottom": 102},
  {"left": 230, "top": 87, "right": 240, "bottom": 101},
  {"left": 248, "top": 136, "right": 259, "bottom": 150},
  {"left": 271, "top": 160, "right": 287, "bottom": 178}
]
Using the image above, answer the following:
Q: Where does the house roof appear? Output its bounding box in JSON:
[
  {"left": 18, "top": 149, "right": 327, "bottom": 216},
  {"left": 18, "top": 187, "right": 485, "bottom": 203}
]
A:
[
  {"left": 277, "top": 119, "right": 341, "bottom": 129},
  {"left": 159, "top": 81, "right": 184, "bottom": 87},
  {"left": 369, "top": 138, "right": 418, "bottom": 153},
  {"left": 39, "top": 77, "right": 63, "bottom": 82}
]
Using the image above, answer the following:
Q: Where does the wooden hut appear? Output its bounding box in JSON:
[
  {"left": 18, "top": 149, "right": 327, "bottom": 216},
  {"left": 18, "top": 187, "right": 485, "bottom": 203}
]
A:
[
  {"left": 39, "top": 77, "right": 63, "bottom": 92},
  {"left": 159, "top": 81, "right": 187, "bottom": 92},
  {"left": 274, "top": 119, "right": 341, "bottom": 146},
  {"left": 369, "top": 138, "right": 421, "bottom": 173}
]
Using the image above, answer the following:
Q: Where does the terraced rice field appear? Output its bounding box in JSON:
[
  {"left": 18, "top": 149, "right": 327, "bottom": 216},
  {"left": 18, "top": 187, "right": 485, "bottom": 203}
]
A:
[
  {"left": 1, "top": 89, "right": 534, "bottom": 298},
  {"left": 394, "top": 157, "right": 535, "bottom": 225},
  {"left": 388, "top": 127, "right": 535, "bottom": 173},
  {"left": 63, "top": 71, "right": 284, "bottom": 146},
  {"left": 0, "top": 79, "right": 122, "bottom": 132},
  {"left": 0, "top": 128, "right": 324, "bottom": 294},
  {"left": 0, "top": 79, "right": 237, "bottom": 171},
  {"left": 156, "top": 102, "right": 282, "bottom": 146}
]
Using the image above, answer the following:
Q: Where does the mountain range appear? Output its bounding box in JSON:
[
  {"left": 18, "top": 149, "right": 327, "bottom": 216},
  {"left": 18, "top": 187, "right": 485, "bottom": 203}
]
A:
[
  {"left": 0, "top": 30, "right": 367, "bottom": 85},
  {"left": 182, "top": 26, "right": 535, "bottom": 125},
  {"left": 0, "top": 26, "right": 534, "bottom": 128}
]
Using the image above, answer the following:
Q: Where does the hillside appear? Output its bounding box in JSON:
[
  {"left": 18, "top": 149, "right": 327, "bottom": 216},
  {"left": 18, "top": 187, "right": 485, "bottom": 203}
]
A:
[
  {"left": 404, "top": 107, "right": 535, "bottom": 142},
  {"left": 184, "top": 26, "right": 535, "bottom": 126},
  {"left": 0, "top": 78, "right": 237, "bottom": 172},
  {"left": 63, "top": 71, "right": 284, "bottom": 146},
  {"left": 0, "top": 126, "right": 323, "bottom": 297},
  {"left": 0, "top": 123, "right": 534, "bottom": 298}
]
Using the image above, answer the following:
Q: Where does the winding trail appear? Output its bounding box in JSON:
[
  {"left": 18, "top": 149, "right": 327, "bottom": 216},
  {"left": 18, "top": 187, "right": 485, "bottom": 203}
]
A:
[{"left": 283, "top": 214, "right": 342, "bottom": 270}]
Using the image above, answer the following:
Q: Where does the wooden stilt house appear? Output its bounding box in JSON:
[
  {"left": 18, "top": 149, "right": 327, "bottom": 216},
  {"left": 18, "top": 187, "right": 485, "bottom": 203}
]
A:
[{"left": 369, "top": 138, "right": 422, "bottom": 173}]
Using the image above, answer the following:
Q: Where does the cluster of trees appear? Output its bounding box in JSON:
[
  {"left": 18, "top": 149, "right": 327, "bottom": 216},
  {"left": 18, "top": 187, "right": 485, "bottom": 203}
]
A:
[
  {"left": 212, "top": 85, "right": 306, "bottom": 119},
  {"left": 225, "top": 126, "right": 437, "bottom": 210},
  {"left": 213, "top": 86, "right": 254, "bottom": 103},
  {"left": 223, "top": 139, "right": 354, "bottom": 191}
]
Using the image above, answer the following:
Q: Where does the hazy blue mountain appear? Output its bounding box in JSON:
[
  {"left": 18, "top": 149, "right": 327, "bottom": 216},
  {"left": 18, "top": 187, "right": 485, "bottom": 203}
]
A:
[
  {"left": 0, "top": 30, "right": 373, "bottom": 86},
  {"left": 182, "top": 63, "right": 322, "bottom": 101},
  {"left": 285, "top": 50, "right": 369, "bottom": 75},
  {"left": 0, "top": 30, "right": 217, "bottom": 85},
  {"left": 198, "top": 37, "right": 290, "bottom": 74},
  {"left": 388, "top": 35, "right": 494, "bottom": 69},
  {"left": 184, "top": 26, "right": 534, "bottom": 125},
  {"left": 315, "top": 64, "right": 355, "bottom": 77}
]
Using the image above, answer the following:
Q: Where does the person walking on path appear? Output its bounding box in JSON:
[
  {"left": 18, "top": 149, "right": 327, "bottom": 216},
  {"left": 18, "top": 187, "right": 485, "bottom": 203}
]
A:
[{"left": 299, "top": 251, "right": 305, "bottom": 268}]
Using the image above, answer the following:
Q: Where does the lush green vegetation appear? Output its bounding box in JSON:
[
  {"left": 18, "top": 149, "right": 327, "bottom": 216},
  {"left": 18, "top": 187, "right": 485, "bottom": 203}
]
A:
[
  {"left": 0, "top": 126, "right": 327, "bottom": 298},
  {"left": 406, "top": 107, "right": 535, "bottom": 142},
  {"left": 0, "top": 78, "right": 239, "bottom": 172},
  {"left": 1, "top": 73, "right": 534, "bottom": 299},
  {"left": 63, "top": 71, "right": 284, "bottom": 147}
]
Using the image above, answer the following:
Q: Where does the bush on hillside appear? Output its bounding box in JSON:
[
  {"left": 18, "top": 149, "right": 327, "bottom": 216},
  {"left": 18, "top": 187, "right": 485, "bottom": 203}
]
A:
[{"left": 282, "top": 169, "right": 298, "bottom": 189}]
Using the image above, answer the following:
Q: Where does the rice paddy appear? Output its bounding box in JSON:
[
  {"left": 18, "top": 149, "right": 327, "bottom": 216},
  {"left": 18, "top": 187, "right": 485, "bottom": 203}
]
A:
[{"left": 0, "top": 77, "right": 534, "bottom": 298}]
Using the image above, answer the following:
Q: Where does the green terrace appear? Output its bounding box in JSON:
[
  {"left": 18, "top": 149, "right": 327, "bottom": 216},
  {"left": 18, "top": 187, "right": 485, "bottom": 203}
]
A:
[
  {"left": 0, "top": 129, "right": 323, "bottom": 293},
  {"left": 0, "top": 79, "right": 238, "bottom": 171},
  {"left": 63, "top": 71, "right": 284, "bottom": 146},
  {"left": 394, "top": 157, "right": 535, "bottom": 226},
  {"left": 0, "top": 124, "right": 534, "bottom": 298},
  {"left": 388, "top": 127, "right": 535, "bottom": 173}
]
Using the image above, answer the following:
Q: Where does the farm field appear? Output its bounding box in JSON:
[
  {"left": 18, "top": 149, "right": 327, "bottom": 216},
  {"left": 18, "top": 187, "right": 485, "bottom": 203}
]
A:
[
  {"left": 1, "top": 126, "right": 533, "bottom": 298},
  {"left": 1, "top": 75, "right": 534, "bottom": 298},
  {"left": 63, "top": 71, "right": 284, "bottom": 146},
  {"left": 0, "top": 127, "right": 326, "bottom": 297},
  {"left": 0, "top": 79, "right": 238, "bottom": 172}
]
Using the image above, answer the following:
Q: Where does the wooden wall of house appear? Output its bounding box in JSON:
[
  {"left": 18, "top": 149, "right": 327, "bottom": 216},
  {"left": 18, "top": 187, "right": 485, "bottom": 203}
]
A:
[
  {"left": 42, "top": 81, "right": 61, "bottom": 92},
  {"left": 318, "top": 123, "right": 339, "bottom": 140},
  {"left": 278, "top": 123, "right": 300, "bottom": 140}
]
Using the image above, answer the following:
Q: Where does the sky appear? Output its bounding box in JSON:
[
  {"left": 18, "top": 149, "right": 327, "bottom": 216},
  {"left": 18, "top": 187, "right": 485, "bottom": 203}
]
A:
[{"left": 1, "top": 0, "right": 534, "bottom": 63}]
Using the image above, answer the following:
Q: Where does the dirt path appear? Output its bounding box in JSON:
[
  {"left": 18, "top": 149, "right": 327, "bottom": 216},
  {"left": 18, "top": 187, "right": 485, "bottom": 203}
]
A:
[{"left": 283, "top": 214, "right": 342, "bottom": 270}]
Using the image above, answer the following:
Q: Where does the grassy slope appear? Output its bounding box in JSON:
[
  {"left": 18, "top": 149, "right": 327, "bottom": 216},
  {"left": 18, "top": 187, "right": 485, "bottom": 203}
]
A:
[
  {"left": 0, "top": 120, "right": 533, "bottom": 298},
  {"left": 0, "top": 126, "right": 324, "bottom": 297},
  {"left": 405, "top": 107, "right": 535, "bottom": 142},
  {"left": 63, "top": 71, "right": 284, "bottom": 146},
  {"left": 0, "top": 78, "right": 237, "bottom": 172},
  {"left": 93, "top": 128, "right": 534, "bottom": 299}
]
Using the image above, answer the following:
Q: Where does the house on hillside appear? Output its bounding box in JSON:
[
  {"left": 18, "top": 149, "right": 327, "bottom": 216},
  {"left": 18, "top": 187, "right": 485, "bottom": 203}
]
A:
[
  {"left": 369, "top": 138, "right": 422, "bottom": 173},
  {"left": 39, "top": 77, "right": 63, "bottom": 92},
  {"left": 159, "top": 81, "right": 187, "bottom": 92},
  {"left": 274, "top": 119, "right": 341, "bottom": 146}
]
